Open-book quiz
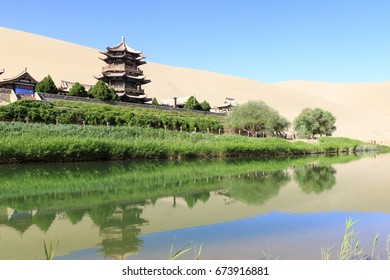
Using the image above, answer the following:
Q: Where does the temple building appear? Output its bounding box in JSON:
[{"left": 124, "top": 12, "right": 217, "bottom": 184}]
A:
[
  {"left": 0, "top": 68, "right": 37, "bottom": 95},
  {"left": 95, "top": 37, "right": 151, "bottom": 103}
]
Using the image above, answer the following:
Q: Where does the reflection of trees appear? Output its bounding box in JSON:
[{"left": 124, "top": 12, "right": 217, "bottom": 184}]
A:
[
  {"left": 293, "top": 165, "right": 336, "bottom": 194},
  {"left": 1, "top": 211, "right": 56, "bottom": 234},
  {"left": 183, "top": 191, "right": 211, "bottom": 209},
  {"left": 87, "top": 204, "right": 117, "bottom": 226},
  {"left": 7, "top": 211, "right": 33, "bottom": 234},
  {"left": 66, "top": 209, "right": 87, "bottom": 225},
  {"left": 32, "top": 212, "right": 56, "bottom": 232},
  {"left": 224, "top": 170, "right": 290, "bottom": 205}
]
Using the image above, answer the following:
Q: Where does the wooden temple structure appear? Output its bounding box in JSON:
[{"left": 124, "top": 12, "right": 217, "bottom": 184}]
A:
[
  {"left": 0, "top": 68, "right": 37, "bottom": 95},
  {"left": 95, "top": 37, "right": 151, "bottom": 103}
]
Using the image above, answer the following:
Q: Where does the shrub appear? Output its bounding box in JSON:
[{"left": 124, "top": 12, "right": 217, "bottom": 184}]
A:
[
  {"left": 88, "top": 81, "right": 117, "bottom": 101},
  {"left": 35, "top": 75, "right": 58, "bottom": 94},
  {"left": 68, "top": 82, "right": 88, "bottom": 97}
]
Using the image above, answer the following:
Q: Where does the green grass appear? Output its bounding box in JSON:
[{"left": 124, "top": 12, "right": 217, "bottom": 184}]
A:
[{"left": 0, "top": 121, "right": 384, "bottom": 163}]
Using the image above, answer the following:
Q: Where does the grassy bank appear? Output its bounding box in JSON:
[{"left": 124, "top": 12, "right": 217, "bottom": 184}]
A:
[{"left": 0, "top": 121, "right": 386, "bottom": 163}]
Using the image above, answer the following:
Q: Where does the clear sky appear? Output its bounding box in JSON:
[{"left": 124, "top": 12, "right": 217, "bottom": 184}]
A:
[{"left": 1, "top": 0, "right": 390, "bottom": 83}]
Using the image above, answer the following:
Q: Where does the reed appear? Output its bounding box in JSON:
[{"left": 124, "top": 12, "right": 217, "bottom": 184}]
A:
[
  {"left": 169, "top": 236, "right": 202, "bottom": 260},
  {"left": 43, "top": 239, "right": 59, "bottom": 260},
  {"left": 1, "top": 122, "right": 382, "bottom": 163},
  {"left": 321, "top": 218, "right": 386, "bottom": 260}
]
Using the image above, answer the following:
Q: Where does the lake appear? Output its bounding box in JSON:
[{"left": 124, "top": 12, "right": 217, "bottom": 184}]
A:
[{"left": 0, "top": 153, "right": 389, "bottom": 260}]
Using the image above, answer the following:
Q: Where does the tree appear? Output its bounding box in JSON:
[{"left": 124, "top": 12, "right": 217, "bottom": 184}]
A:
[
  {"left": 88, "top": 80, "right": 117, "bottom": 101},
  {"left": 293, "top": 107, "right": 336, "bottom": 138},
  {"left": 151, "top": 97, "right": 159, "bottom": 106},
  {"left": 68, "top": 82, "right": 88, "bottom": 97},
  {"left": 35, "top": 75, "right": 58, "bottom": 94},
  {"left": 226, "top": 100, "right": 289, "bottom": 137},
  {"left": 200, "top": 100, "right": 211, "bottom": 111},
  {"left": 184, "top": 96, "right": 202, "bottom": 110}
]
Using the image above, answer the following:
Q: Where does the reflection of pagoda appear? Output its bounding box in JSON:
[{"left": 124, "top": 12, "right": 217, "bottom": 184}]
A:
[
  {"left": 94, "top": 205, "right": 147, "bottom": 260},
  {"left": 95, "top": 37, "right": 151, "bottom": 103}
]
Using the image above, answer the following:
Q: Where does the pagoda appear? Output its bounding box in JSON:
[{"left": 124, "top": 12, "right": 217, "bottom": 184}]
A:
[{"left": 95, "top": 37, "right": 151, "bottom": 103}]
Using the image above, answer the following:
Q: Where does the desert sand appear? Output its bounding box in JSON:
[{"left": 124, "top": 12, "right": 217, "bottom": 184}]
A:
[{"left": 1, "top": 27, "right": 389, "bottom": 143}]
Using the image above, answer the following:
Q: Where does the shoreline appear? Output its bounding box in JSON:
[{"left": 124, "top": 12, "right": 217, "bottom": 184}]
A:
[{"left": 1, "top": 121, "right": 387, "bottom": 164}]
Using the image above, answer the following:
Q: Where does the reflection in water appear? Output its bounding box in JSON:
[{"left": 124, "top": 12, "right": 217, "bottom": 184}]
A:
[
  {"left": 96, "top": 206, "right": 147, "bottom": 260},
  {"left": 184, "top": 191, "right": 211, "bottom": 209},
  {"left": 32, "top": 211, "right": 57, "bottom": 233},
  {"left": 221, "top": 170, "right": 290, "bottom": 205},
  {"left": 1, "top": 154, "right": 388, "bottom": 259},
  {"left": 66, "top": 209, "right": 87, "bottom": 225},
  {"left": 293, "top": 165, "right": 337, "bottom": 194}
]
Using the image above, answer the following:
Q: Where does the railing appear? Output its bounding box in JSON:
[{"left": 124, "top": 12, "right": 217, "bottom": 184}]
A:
[
  {"left": 102, "top": 65, "right": 143, "bottom": 75},
  {"left": 110, "top": 85, "right": 144, "bottom": 95}
]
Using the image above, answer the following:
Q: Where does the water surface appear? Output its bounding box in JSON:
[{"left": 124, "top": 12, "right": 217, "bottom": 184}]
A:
[{"left": 0, "top": 154, "right": 389, "bottom": 259}]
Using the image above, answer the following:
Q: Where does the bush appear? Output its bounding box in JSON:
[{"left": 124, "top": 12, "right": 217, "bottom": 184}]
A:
[
  {"left": 151, "top": 97, "right": 159, "bottom": 106},
  {"left": 68, "top": 82, "right": 88, "bottom": 97},
  {"left": 88, "top": 81, "right": 117, "bottom": 101},
  {"left": 35, "top": 75, "right": 58, "bottom": 94},
  {"left": 0, "top": 100, "right": 224, "bottom": 133},
  {"left": 184, "top": 96, "right": 202, "bottom": 110},
  {"left": 200, "top": 100, "right": 211, "bottom": 111}
]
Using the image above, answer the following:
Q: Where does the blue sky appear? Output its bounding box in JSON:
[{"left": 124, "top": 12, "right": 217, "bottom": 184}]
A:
[{"left": 1, "top": 0, "right": 390, "bottom": 82}]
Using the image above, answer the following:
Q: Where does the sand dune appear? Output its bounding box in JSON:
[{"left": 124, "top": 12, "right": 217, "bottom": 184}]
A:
[{"left": 1, "top": 27, "right": 389, "bottom": 143}]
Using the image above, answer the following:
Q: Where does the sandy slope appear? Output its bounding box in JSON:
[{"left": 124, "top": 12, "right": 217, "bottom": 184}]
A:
[{"left": 1, "top": 27, "right": 389, "bottom": 142}]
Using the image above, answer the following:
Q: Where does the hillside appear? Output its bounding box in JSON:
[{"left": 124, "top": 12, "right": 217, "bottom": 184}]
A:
[{"left": 1, "top": 27, "right": 389, "bottom": 142}]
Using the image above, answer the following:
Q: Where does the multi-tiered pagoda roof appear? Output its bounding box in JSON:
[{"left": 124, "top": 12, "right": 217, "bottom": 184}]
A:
[{"left": 95, "top": 37, "right": 151, "bottom": 102}]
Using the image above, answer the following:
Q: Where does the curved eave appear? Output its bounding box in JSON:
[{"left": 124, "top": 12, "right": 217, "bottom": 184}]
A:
[
  {"left": 99, "top": 53, "right": 145, "bottom": 64},
  {"left": 94, "top": 74, "right": 104, "bottom": 80},
  {"left": 107, "top": 42, "right": 142, "bottom": 55},
  {"left": 126, "top": 74, "right": 146, "bottom": 80},
  {"left": 126, "top": 94, "right": 147, "bottom": 99},
  {"left": 0, "top": 70, "right": 38, "bottom": 84},
  {"left": 216, "top": 103, "right": 232, "bottom": 108}
]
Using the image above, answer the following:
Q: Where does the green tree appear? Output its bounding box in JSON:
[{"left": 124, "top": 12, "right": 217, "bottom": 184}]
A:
[
  {"left": 35, "top": 75, "right": 58, "bottom": 94},
  {"left": 226, "top": 100, "right": 289, "bottom": 137},
  {"left": 293, "top": 107, "right": 336, "bottom": 138},
  {"left": 88, "top": 81, "right": 117, "bottom": 101},
  {"left": 184, "top": 96, "right": 202, "bottom": 110},
  {"left": 200, "top": 100, "right": 211, "bottom": 111},
  {"left": 68, "top": 82, "right": 88, "bottom": 97},
  {"left": 151, "top": 97, "right": 159, "bottom": 106}
]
